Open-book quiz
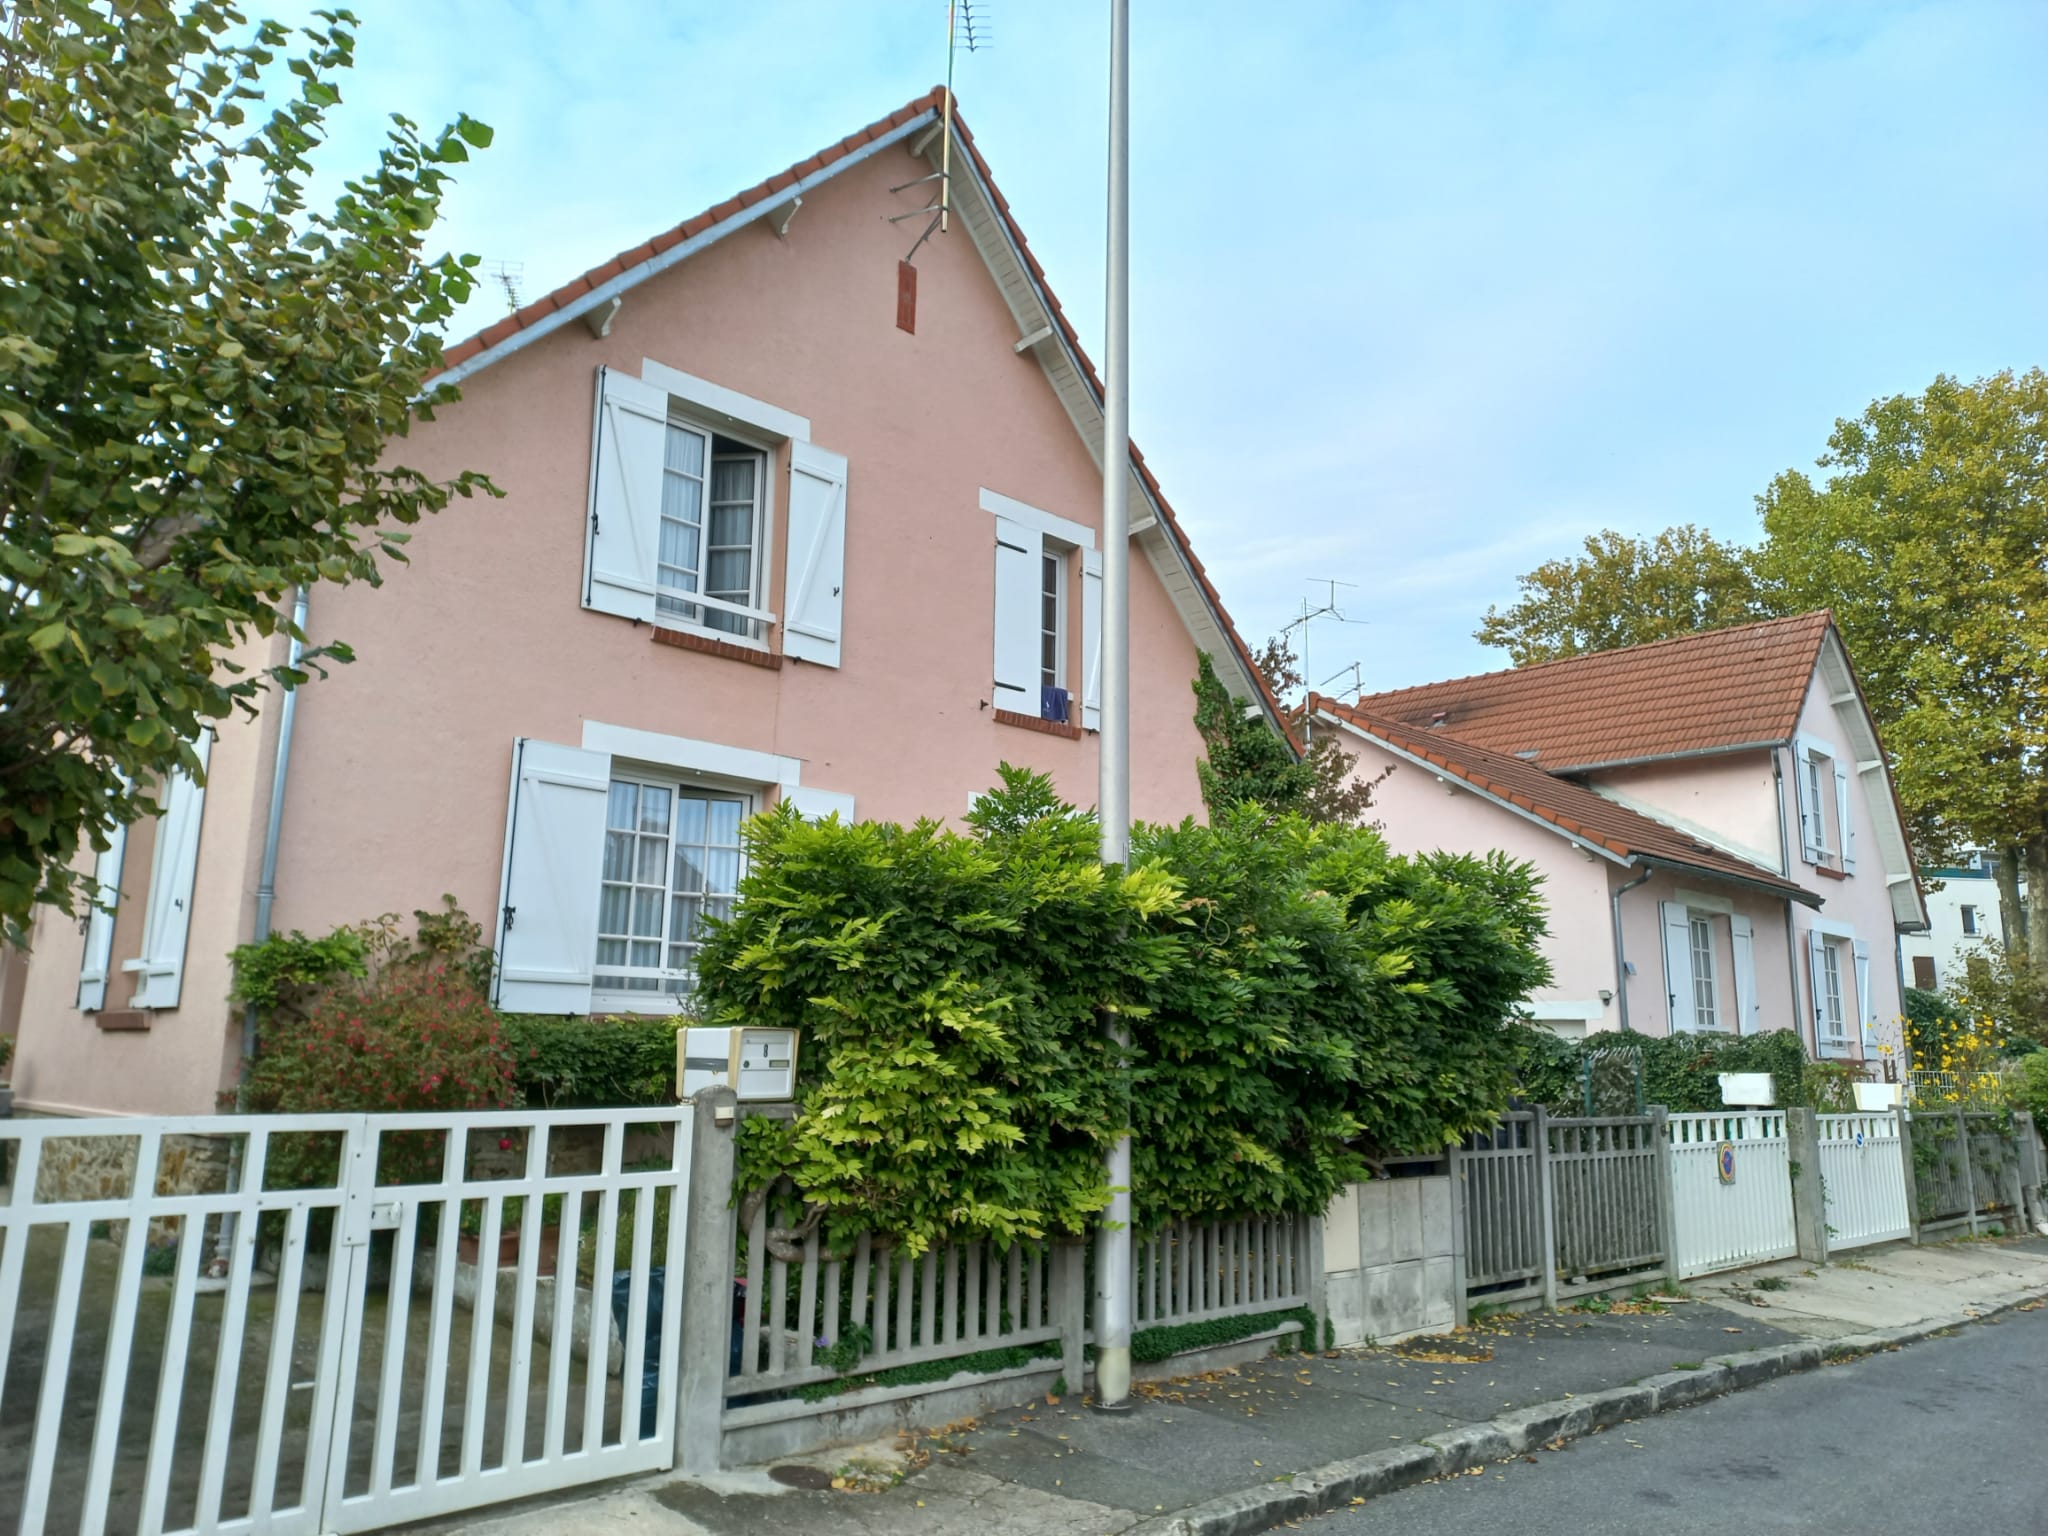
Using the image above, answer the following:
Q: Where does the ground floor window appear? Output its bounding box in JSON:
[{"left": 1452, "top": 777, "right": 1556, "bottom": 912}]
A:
[{"left": 594, "top": 774, "right": 746, "bottom": 1005}]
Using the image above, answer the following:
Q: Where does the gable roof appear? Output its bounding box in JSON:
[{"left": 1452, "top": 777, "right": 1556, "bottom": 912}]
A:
[
  {"left": 1311, "top": 695, "right": 1820, "bottom": 906},
  {"left": 1353, "top": 612, "right": 1834, "bottom": 771},
  {"left": 427, "top": 88, "right": 1289, "bottom": 739}
]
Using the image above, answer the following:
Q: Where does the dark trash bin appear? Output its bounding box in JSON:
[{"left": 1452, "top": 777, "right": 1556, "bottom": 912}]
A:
[{"left": 611, "top": 1268, "right": 666, "bottom": 1439}]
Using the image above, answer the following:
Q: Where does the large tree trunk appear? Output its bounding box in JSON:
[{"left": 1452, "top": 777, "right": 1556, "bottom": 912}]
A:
[
  {"left": 1996, "top": 844, "right": 2025, "bottom": 957},
  {"left": 2024, "top": 829, "right": 2048, "bottom": 979}
]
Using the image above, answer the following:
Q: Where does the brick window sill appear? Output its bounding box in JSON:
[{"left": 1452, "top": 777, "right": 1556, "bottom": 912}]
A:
[
  {"left": 93, "top": 1010, "right": 151, "bottom": 1032},
  {"left": 993, "top": 708, "right": 1082, "bottom": 741},
  {"left": 1814, "top": 865, "right": 1848, "bottom": 881},
  {"left": 651, "top": 625, "right": 782, "bottom": 670}
]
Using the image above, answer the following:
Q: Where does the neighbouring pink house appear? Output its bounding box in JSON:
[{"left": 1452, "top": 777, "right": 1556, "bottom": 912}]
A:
[
  {"left": 1312, "top": 613, "right": 1928, "bottom": 1071},
  {"left": 7, "top": 90, "right": 1286, "bottom": 1119}
]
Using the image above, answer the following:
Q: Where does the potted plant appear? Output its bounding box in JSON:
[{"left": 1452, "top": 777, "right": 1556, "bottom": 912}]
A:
[{"left": 457, "top": 1192, "right": 564, "bottom": 1276}]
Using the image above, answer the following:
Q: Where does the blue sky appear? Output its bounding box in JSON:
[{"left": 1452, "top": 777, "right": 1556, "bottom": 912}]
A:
[{"left": 280, "top": 1, "right": 2048, "bottom": 691}]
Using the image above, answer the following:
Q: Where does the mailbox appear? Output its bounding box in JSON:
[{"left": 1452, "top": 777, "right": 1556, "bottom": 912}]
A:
[
  {"left": 679, "top": 1026, "right": 800, "bottom": 1102},
  {"left": 1717, "top": 1072, "right": 1776, "bottom": 1107}
]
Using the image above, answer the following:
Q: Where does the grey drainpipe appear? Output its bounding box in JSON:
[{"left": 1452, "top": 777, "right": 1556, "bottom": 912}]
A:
[
  {"left": 243, "top": 586, "right": 309, "bottom": 1065},
  {"left": 1611, "top": 867, "right": 1654, "bottom": 1032},
  {"left": 218, "top": 589, "right": 308, "bottom": 1276}
]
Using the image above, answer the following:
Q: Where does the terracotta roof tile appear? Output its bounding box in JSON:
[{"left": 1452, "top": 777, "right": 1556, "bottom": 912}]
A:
[
  {"left": 1354, "top": 613, "right": 1833, "bottom": 770},
  {"left": 425, "top": 87, "right": 1288, "bottom": 739},
  {"left": 1312, "top": 697, "right": 1817, "bottom": 904}
]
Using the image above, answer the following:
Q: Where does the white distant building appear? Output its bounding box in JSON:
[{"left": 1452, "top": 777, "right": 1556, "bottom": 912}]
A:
[{"left": 1898, "top": 850, "right": 2025, "bottom": 993}]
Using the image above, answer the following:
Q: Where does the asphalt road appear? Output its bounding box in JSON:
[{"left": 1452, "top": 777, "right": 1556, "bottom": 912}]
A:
[{"left": 1310, "top": 1303, "right": 2048, "bottom": 1536}]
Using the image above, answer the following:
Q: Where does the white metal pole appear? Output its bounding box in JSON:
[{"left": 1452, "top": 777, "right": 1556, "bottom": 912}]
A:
[{"left": 1095, "top": 0, "right": 1134, "bottom": 1413}]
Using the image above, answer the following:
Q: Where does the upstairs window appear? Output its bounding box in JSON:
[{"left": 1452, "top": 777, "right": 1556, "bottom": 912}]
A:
[
  {"left": 1040, "top": 551, "right": 1067, "bottom": 694},
  {"left": 657, "top": 422, "right": 766, "bottom": 638},
  {"left": 1794, "top": 737, "right": 1855, "bottom": 873},
  {"left": 985, "top": 491, "right": 1101, "bottom": 729},
  {"left": 1688, "top": 915, "right": 1718, "bottom": 1032},
  {"left": 1960, "top": 904, "right": 1979, "bottom": 936}
]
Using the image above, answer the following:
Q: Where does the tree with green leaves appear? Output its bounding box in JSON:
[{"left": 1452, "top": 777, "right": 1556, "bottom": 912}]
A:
[
  {"left": 1755, "top": 370, "right": 2048, "bottom": 977},
  {"left": 0, "top": 1, "right": 498, "bottom": 939},
  {"left": 1474, "top": 525, "right": 1767, "bottom": 665},
  {"left": 1191, "top": 639, "right": 1379, "bottom": 825}
]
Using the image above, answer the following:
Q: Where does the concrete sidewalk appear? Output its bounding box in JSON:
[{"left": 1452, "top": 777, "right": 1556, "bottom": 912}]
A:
[{"left": 434, "top": 1237, "right": 2048, "bottom": 1536}]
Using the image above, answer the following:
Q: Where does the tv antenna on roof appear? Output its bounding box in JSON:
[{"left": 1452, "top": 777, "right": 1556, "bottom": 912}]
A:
[
  {"left": 891, "top": 1, "right": 990, "bottom": 263},
  {"left": 484, "top": 260, "right": 525, "bottom": 314},
  {"left": 1280, "top": 578, "right": 1367, "bottom": 740}
]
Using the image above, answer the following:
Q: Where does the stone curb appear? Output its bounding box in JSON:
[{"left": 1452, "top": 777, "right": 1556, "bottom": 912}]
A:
[{"left": 1122, "top": 1286, "right": 2048, "bottom": 1536}]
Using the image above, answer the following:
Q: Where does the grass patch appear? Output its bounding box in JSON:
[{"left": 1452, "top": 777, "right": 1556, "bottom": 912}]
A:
[
  {"left": 799, "top": 1338, "right": 1060, "bottom": 1402},
  {"left": 1130, "top": 1305, "right": 1316, "bottom": 1364},
  {"left": 1670, "top": 1360, "right": 1703, "bottom": 1371},
  {"left": 1751, "top": 1276, "right": 1791, "bottom": 1292}
]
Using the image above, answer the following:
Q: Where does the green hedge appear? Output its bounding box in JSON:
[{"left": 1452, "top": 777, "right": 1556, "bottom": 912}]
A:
[
  {"left": 697, "top": 765, "right": 1551, "bottom": 1254},
  {"left": 499, "top": 1014, "right": 682, "bottom": 1108},
  {"left": 1510, "top": 1023, "right": 1830, "bottom": 1114}
]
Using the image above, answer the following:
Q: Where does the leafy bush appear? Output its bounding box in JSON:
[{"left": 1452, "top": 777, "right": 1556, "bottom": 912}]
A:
[
  {"left": 229, "top": 927, "right": 369, "bottom": 1013},
  {"left": 698, "top": 767, "right": 1550, "bottom": 1253},
  {"left": 2007, "top": 1052, "right": 2048, "bottom": 1127},
  {"left": 501, "top": 1014, "right": 682, "bottom": 1107},
  {"left": 1508, "top": 1024, "right": 1824, "bottom": 1114},
  {"left": 239, "top": 962, "right": 517, "bottom": 1185}
]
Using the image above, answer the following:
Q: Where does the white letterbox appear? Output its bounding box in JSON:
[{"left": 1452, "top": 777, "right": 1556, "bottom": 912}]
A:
[
  {"left": 1717, "top": 1072, "right": 1776, "bottom": 1107},
  {"left": 678, "top": 1025, "right": 801, "bottom": 1102}
]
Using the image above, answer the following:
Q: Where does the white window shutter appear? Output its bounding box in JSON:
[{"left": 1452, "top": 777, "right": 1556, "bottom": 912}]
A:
[
  {"left": 783, "top": 441, "right": 849, "bottom": 667},
  {"left": 1793, "top": 741, "right": 1823, "bottom": 863},
  {"left": 76, "top": 816, "right": 129, "bottom": 1012},
  {"left": 1730, "top": 913, "right": 1757, "bottom": 1035},
  {"left": 129, "top": 733, "right": 212, "bottom": 1010},
  {"left": 584, "top": 366, "right": 668, "bottom": 622},
  {"left": 1853, "top": 939, "right": 1874, "bottom": 1048},
  {"left": 494, "top": 739, "right": 612, "bottom": 1015},
  {"left": 783, "top": 784, "right": 855, "bottom": 822},
  {"left": 991, "top": 515, "right": 1038, "bottom": 714},
  {"left": 1081, "top": 547, "right": 1104, "bottom": 731},
  {"left": 1834, "top": 764, "right": 1855, "bottom": 872},
  {"left": 1660, "top": 901, "right": 1696, "bottom": 1034}
]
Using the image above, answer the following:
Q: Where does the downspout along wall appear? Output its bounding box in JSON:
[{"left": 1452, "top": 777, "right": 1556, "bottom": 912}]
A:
[{"left": 1610, "top": 867, "right": 1654, "bottom": 1032}]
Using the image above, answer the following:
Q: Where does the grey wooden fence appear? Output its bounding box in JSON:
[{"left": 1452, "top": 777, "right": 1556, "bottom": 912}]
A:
[
  {"left": 1455, "top": 1111, "right": 1547, "bottom": 1302},
  {"left": 1454, "top": 1108, "right": 1673, "bottom": 1308},
  {"left": 1909, "top": 1108, "right": 2024, "bottom": 1237},
  {"left": 1132, "top": 1214, "right": 1312, "bottom": 1328}
]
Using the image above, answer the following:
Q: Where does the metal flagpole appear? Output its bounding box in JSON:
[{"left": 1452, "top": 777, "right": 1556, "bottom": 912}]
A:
[{"left": 1095, "top": 0, "right": 1134, "bottom": 1413}]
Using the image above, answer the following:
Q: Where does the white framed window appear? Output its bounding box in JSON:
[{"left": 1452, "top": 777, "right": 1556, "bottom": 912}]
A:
[
  {"left": 1688, "top": 915, "right": 1718, "bottom": 1032},
  {"left": 655, "top": 419, "right": 769, "bottom": 641},
  {"left": 1960, "top": 904, "right": 1978, "bottom": 936},
  {"left": 1793, "top": 736, "right": 1855, "bottom": 872},
  {"left": 1798, "top": 744, "right": 1831, "bottom": 860},
  {"left": 1819, "top": 940, "right": 1844, "bottom": 1040},
  {"left": 1039, "top": 549, "right": 1068, "bottom": 694},
  {"left": 592, "top": 773, "right": 749, "bottom": 1009}
]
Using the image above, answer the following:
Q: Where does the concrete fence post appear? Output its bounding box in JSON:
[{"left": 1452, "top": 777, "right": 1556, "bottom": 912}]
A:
[
  {"left": 1447, "top": 1142, "right": 1470, "bottom": 1327},
  {"left": 1054, "top": 1238, "right": 1089, "bottom": 1395},
  {"left": 1649, "top": 1106, "right": 1680, "bottom": 1287},
  {"left": 1787, "top": 1107, "right": 1829, "bottom": 1265},
  {"left": 1955, "top": 1107, "right": 1982, "bottom": 1237},
  {"left": 1895, "top": 1106, "right": 1922, "bottom": 1245},
  {"left": 2014, "top": 1111, "right": 2046, "bottom": 1234},
  {"left": 1532, "top": 1106, "right": 1559, "bottom": 1312},
  {"left": 676, "top": 1087, "right": 738, "bottom": 1475},
  {"left": 1304, "top": 1210, "right": 1327, "bottom": 1350}
]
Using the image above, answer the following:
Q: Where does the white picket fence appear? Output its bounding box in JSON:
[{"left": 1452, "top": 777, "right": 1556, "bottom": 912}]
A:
[
  {"left": 1666, "top": 1111, "right": 1797, "bottom": 1279},
  {"left": 1818, "top": 1113, "right": 1913, "bottom": 1251},
  {"left": 0, "top": 1107, "right": 690, "bottom": 1536}
]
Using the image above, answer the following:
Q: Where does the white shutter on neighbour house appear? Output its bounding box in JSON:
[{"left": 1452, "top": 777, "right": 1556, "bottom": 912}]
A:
[
  {"left": 1793, "top": 741, "right": 1825, "bottom": 863},
  {"left": 782, "top": 441, "right": 849, "bottom": 667},
  {"left": 76, "top": 816, "right": 129, "bottom": 1012},
  {"left": 494, "top": 739, "right": 612, "bottom": 1015},
  {"left": 128, "top": 733, "right": 212, "bottom": 1010},
  {"left": 1730, "top": 914, "right": 1758, "bottom": 1035},
  {"left": 583, "top": 366, "right": 670, "bottom": 622},
  {"left": 1853, "top": 939, "right": 1875, "bottom": 1049},
  {"left": 1081, "top": 547, "right": 1104, "bottom": 732},
  {"left": 1660, "top": 901, "right": 1696, "bottom": 1033},
  {"left": 1834, "top": 764, "right": 1855, "bottom": 872},
  {"left": 1807, "top": 928, "right": 1836, "bottom": 1051},
  {"left": 991, "top": 515, "right": 1039, "bottom": 714}
]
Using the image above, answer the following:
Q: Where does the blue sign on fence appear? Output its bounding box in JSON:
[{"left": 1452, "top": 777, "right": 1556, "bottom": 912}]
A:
[{"left": 1717, "top": 1141, "right": 1737, "bottom": 1184}]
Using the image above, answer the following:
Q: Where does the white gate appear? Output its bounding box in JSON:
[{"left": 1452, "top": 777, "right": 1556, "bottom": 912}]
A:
[
  {"left": 1817, "top": 1111, "right": 1912, "bottom": 1251},
  {"left": 1667, "top": 1111, "right": 1797, "bottom": 1279},
  {"left": 0, "top": 1107, "right": 689, "bottom": 1536}
]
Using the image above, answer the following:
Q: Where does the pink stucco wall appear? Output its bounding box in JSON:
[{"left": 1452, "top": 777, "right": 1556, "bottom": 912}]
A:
[
  {"left": 11, "top": 631, "right": 284, "bottom": 1116},
  {"left": 1341, "top": 732, "right": 1620, "bottom": 1029},
  {"left": 1612, "top": 867, "right": 1798, "bottom": 1041},
  {"left": 1590, "top": 752, "right": 1786, "bottom": 875},
  {"left": 10, "top": 138, "right": 1225, "bottom": 1116}
]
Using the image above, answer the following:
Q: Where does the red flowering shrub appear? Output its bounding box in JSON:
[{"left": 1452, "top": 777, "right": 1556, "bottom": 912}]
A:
[{"left": 240, "top": 962, "right": 518, "bottom": 1186}]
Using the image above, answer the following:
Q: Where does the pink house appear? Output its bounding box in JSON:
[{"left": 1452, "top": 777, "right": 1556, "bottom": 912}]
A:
[
  {"left": 6, "top": 90, "right": 1285, "bottom": 1118},
  {"left": 1313, "top": 613, "right": 1928, "bottom": 1069}
]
